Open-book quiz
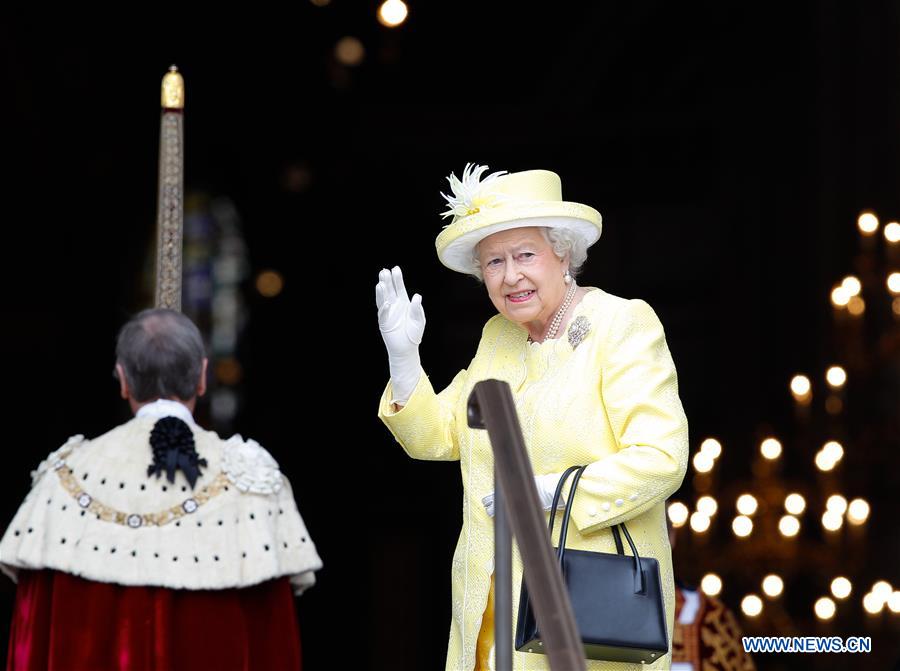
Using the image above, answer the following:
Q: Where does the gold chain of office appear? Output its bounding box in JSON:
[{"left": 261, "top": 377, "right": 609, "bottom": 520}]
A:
[{"left": 53, "top": 459, "right": 230, "bottom": 529}]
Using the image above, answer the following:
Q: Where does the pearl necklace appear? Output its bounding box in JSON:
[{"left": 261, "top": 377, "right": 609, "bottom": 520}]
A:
[{"left": 527, "top": 281, "right": 578, "bottom": 343}]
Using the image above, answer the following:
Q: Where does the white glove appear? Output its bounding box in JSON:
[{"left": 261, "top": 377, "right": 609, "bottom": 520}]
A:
[
  {"left": 375, "top": 266, "right": 426, "bottom": 405},
  {"left": 481, "top": 473, "right": 566, "bottom": 517}
]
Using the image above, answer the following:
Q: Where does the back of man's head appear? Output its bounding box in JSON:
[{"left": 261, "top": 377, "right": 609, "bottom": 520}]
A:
[{"left": 115, "top": 309, "right": 206, "bottom": 403}]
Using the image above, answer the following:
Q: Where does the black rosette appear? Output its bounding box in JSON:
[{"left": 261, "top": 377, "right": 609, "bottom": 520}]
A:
[{"left": 148, "top": 416, "right": 207, "bottom": 489}]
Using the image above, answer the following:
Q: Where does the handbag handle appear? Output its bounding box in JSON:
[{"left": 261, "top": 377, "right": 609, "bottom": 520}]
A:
[
  {"left": 552, "top": 466, "right": 647, "bottom": 595},
  {"left": 547, "top": 465, "right": 582, "bottom": 538}
]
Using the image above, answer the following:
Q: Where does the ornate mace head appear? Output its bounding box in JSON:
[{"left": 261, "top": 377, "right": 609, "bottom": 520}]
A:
[{"left": 155, "top": 65, "right": 185, "bottom": 310}]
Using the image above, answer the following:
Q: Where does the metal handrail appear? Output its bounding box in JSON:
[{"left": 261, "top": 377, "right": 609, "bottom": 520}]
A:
[{"left": 467, "top": 379, "right": 585, "bottom": 671}]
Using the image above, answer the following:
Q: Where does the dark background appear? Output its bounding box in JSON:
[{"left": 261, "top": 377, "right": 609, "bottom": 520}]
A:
[{"left": 2, "top": 3, "right": 898, "bottom": 669}]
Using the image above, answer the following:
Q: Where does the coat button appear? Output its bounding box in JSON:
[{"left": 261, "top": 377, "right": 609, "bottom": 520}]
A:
[
  {"left": 602, "top": 502, "right": 611, "bottom": 512},
  {"left": 485, "top": 557, "right": 494, "bottom": 573},
  {"left": 615, "top": 498, "right": 624, "bottom": 507},
  {"left": 587, "top": 506, "right": 597, "bottom": 517},
  {"left": 628, "top": 493, "right": 639, "bottom": 502}
]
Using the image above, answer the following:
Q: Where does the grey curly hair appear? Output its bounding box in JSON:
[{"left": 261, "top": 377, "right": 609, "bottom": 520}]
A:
[{"left": 467, "top": 226, "right": 589, "bottom": 283}]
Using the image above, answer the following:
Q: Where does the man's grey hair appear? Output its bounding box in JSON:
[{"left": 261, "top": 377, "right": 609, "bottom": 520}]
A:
[
  {"left": 467, "top": 226, "right": 589, "bottom": 283},
  {"left": 115, "top": 308, "right": 206, "bottom": 403}
]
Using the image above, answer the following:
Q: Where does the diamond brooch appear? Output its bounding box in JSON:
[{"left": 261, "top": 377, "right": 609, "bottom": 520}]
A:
[{"left": 567, "top": 316, "right": 591, "bottom": 350}]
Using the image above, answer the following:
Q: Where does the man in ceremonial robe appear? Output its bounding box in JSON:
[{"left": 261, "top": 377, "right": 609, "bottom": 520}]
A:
[
  {"left": 0, "top": 308, "right": 322, "bottom": 671},
  {"left": 668, "top": 510, "right": 755, "bottom": 671}
]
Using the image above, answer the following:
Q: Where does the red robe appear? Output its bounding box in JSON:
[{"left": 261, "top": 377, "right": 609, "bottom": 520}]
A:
[
  {"left": 672, "top": 584, "right": 755, "bottom": 671},
  {"left": 7, "top": 570, "right": 301, "bottom": 671}
]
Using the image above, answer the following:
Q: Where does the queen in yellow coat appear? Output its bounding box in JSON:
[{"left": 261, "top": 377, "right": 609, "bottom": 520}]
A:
[{"left": 376, "top": 165, "right": 689, "bottom": 671}]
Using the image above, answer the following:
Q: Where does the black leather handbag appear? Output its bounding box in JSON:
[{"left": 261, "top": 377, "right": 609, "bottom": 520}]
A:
[{"left": 515, "top": 465, "right": 669, "bottom": 664}]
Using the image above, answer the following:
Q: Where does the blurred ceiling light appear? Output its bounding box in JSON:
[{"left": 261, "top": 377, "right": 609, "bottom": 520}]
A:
[
  {"left": 760, "top": 437, "right": 782, "bottom": 460},
  {"left": 894, "top": 297, "right": 900, "bottom": 316},
  {"left": 831, "top": 285, "right": 851, "bottom": 307},
  {"left": 815, "top": 450, "right": 836, "bottom": 472},
  {"left": 790, "top": 374, "right": 811, "bottom": 398},
  {"left": 668, "top": 501, "right": 689, "bottom": 527},
  {"left": 779, "top": 515, "right": 800, "bottom": 537},
  {"left": 335, "top": 36, "right": 366, "bottom": 66},
  {"left": 736, "top": 494, "right": 758, "bottom": 516},
  {"left": 825, "top": 366, "right": 847, "bottom": 388},
  {"left": 697, "top": 496, "right": 718, "bottom": 517},
  {"left": 857, "top": 211, "right": 879, "bottom": 235},
  {"left": 826, "top": 494, "right": 848, "bottom": 515},
  {"left": 309, "top": 0, "right": 331, "bottom": 5},
  {"left": 888, "top": 272, "right": 900, "bottom": 295},
  {"left": 889, "top": 591, "right": 900, "bottom": 613},
  {"left": 762, "top": 575, "right": 784, "bottom": 598},
  {"left": 825, "top": 395, "right": 843, "bottom": 415},
  {"left": 699, "top": 437, "right": 722, "bottom": 460},
  {"left": 732, "top": 515, "right": 753, "bottom": 537},
  {"left": 256, "top": 270, "right": 285, "bottom": 297},
  {"left": 377, "top": 0, "right": 408, "bottom": 27},
  {"left": 872, "top": 581, "right": 893, "bottom": 601},
  {"left": 847, "top": 295, "right": 865, "bottom": 316},
  {"left": 831, "top": 577, "right": 852, "bottom": 600},
  {"left": 815, "top": 597, "right": 836, "bottom": 620},
  {"left": 885, "top": 222, "right": 900, "bottom": 243},
  {"left": 741, "top": 595, "right": 763, "bottom": 617},
  {"left": 841, "top": 275, "right": 861, "bottom": 296},
  {"left": 701, "top": 573, "right": 722, "bottom": 596},
  {"left": 214, "top": 357, "right": 243, "bottom": 386},
  {"left": 693, "top": 451, "right": 714, "bottom": 473},
  {"left": 690, "top": 511, "right": 711, "bottom": 533},
  {"left": 863, "top": 592, "right": 884, "bottom": 614},
  {"left": 847, "top": 498, "right": 870, "bottom": 525},
  {"left": 822, "top": 441, "right": 844, "bottom": 464},
  {"left": 822, "top": 509, "right": 843, "bottom": 531},
  {"left": 784, "top": 493, "right": 806, "bottom": 515}
]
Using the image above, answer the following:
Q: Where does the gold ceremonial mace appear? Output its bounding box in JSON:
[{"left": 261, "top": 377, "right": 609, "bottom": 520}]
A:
[{"left": 154, "top": 65, "right": 185, "bottom": 310}]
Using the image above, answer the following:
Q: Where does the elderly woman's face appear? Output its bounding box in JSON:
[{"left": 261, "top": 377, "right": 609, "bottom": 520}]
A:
[{"left": 477, "top": 227, "right": 568, "bottom": 329}]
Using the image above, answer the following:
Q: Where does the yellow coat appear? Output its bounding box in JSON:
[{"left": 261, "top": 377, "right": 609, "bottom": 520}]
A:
[{"left": 378, "top": 287, "right": 689, "bottom": 670}]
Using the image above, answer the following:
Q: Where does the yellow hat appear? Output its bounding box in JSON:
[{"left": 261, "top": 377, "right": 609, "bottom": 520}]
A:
[{"left": 435, "top": 164, "right": 602, "bottom": 274}]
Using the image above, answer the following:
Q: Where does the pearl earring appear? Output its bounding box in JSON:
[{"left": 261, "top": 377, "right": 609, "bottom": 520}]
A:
[{"left": 564, "top": 270, "right": 572, "bottom": 285}]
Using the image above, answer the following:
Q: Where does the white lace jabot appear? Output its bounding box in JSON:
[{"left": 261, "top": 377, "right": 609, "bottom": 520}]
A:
[{"left": 135, "top": 399, "right": 196, "bottom": 427}]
